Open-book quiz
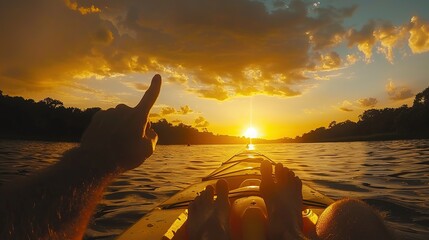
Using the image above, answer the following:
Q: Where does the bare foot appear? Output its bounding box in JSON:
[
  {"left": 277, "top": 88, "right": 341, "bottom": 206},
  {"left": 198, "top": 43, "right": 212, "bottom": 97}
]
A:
[
  {"left": 188, "top": 179, "right": 231, "bottom": 240},
  {"left": 260, "top": 160, "right": 306, "bottom": 239}
]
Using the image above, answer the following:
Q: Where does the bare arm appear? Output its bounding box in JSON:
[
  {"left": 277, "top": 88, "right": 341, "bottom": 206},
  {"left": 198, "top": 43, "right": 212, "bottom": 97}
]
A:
[{"left": 0, "top": 74, "right": 162, "bottom": 240}]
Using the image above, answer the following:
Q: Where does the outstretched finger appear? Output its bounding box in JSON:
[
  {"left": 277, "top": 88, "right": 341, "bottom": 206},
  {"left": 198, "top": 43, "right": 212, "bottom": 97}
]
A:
[{"left": 135, "top": 74, "right": 162, "bottom": 118}]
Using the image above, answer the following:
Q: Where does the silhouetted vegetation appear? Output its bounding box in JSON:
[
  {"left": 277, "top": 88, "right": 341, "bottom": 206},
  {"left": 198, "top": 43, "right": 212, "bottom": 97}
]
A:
[
  {"left": 152, "top": 119, "right": 249, "bottom": 144},
  {"left": 0, "top": 86, "right": 428, "bottom": 144},
  {"left": 0, "top": 92, "right": 261, "bottom": 144},
  {"left": 0, "top": 92, "right": 100, "bottom": 142},
  {"left": 294, "top": 86, "right": 429, "bottom": 142}
]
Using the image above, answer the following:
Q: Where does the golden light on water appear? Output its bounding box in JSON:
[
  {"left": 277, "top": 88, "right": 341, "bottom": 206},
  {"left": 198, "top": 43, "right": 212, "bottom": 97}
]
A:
[{"left": 246, "top": 144, "right": 255, "bottom": 150}]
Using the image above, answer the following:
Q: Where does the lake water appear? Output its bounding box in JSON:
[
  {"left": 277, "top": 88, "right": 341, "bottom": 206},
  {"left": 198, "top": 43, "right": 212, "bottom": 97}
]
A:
[{"left": 0, "top": 139, "right": 428, "bottom": 239}]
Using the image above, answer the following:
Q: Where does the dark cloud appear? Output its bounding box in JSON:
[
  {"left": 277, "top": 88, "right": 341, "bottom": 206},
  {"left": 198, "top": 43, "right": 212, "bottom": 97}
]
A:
[
  {"left": 347, "top": 20, "right": 377, "bottom": 61},
  {"left": 338, "top": 100, "right": 354, "bottom": 112},
  {"left": 358, "top": 97, "right": 378, "bottom": 108},
  {"left": 0, "top": 0, "right": 118, "bottom": 95},
  {"left": 339, "top": 107, "right": 353, "bottom": 112}
]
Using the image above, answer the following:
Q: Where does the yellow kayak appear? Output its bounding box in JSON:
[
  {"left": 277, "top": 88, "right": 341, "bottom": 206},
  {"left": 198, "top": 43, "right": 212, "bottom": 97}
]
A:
[{"left": 117, "top": 150, "right": 334, "bottom": 239}]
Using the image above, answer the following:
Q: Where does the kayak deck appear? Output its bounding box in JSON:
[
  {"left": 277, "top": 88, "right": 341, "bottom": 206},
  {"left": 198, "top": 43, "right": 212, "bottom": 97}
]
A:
[{"left": 117, "top": 150, "right": 334, "bottom": 239}]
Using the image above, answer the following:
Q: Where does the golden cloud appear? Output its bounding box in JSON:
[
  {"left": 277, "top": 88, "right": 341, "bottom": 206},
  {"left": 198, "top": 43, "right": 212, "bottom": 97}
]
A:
[
  {"left": 158, "top": 105, "right": 194, "bottom": 116},
  {"left": 386, "top": 81, "right": 414, "bottom": 101},
  {"left": 317, "top": 51, "right": 342, "bottom": 70},
  {"left": 346, "top": 54, "right": 358, "bottom": 65},
  {"left": 161, "top": 107, "right": 176, "bottom": 115},
  {"left": 179, "top": 105, "right": 193, "bottom": 115},
  {"left": 64, "top": 0, "right": 101, "bottom": 15},
  {"left": 345, "top": 16, "right": 429, "bottom": 63},
  {"left": 347, "top": 21, "right": 377, "bottom": 62},
  {"left": 408, "top": 16, "right": 429, "bottom": 54},
  {"left": 338, "top": 100, "right": 354, "bottom": 112},
  {"left": 171, "top": 119, "right": 182, "bottom": 124},
  {"left": 0, "top": 0, "right": 362, "bottom": 100},
  {"left": 357, "top": 97, "right": 378, "bottom": 108},
  {"left": 0, "top": 0, "right": 426, "bottom": 102},
  {"left": 194, "top": 116, "right": 209, "bottom": 128},
  {"left": 374, "top": 23, "right": 405, "bottom": 63},
  {"left": 149, "top": 113, "right": 161, "bottom": 118}
]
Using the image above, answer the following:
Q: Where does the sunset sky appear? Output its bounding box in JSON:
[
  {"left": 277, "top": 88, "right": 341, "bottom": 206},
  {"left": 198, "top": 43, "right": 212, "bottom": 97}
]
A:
[{"left": 1, "top": 0, "right": 428, "bottom": 139}]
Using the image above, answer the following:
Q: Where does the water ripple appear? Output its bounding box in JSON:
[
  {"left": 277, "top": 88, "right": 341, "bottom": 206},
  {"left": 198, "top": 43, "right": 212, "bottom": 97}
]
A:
[{"left": 0, "top": 139, "right": 428, "bottom": 239}]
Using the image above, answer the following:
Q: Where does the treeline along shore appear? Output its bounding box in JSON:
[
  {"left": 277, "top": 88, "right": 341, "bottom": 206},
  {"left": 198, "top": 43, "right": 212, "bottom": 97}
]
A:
[
  {"left": 295, "top": 86, "right": 429, "bottom": 143},
  {"left": 0, "top": 87, "right": 428, "bottom": 144}
]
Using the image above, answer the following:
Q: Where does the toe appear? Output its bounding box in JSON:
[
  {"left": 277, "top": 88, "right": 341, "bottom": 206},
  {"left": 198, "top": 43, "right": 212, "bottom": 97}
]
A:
[
  {"left": 261, "top": 160, "right": 274, "bottom": 181},
  {"left": 205, "top": 185, "right": 215, "bottom": 201},
  {"left": 293, "top": 176, "right": 303, "bottom": 194},
  {"left": 216, "top": 179, "right": 229, "bottom": 201},
  {"left": 260, "top": 161, "right": 275, "bottom": 196},
  {"left": 283, "top": 167, "right": 295, "bottom": 187},
  {"left": 275, "top": 163, "right": 287, "bottom": 185}
]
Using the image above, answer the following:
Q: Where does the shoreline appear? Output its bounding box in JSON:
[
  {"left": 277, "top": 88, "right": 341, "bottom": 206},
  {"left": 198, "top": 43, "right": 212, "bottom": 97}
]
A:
[{"left": 1, "top": 134, "right": 427, "bottom": 145}]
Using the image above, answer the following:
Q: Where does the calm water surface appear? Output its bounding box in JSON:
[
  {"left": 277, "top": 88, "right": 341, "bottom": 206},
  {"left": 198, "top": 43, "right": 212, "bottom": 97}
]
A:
[{"left": 0, "top": 139, "right": 428, "bottom": 239}]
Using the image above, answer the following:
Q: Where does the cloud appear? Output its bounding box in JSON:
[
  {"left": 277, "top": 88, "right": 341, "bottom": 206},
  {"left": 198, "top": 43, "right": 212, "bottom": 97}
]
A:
[
  {"left": 386, "top": 81, "right": 414, "bottom": 101},
  {"left": 338, "top": 100, "right": 354, "bottom": 112},
  {"left": 344, "top": 16, "right": 429, "bottom": 63},
  {"left": 308, "top": 4, "right": 356, "bottom": 50},
  {"left": 408, "top": 16, "right": 429, "bottom": 54},
  {"left": 194, "top": 116, "right": 209, "bottom": 128},
  {"left": 161, "top": 107, "right": 176, "bottom": 115},
  {"left": 158, "top": 105, "right": 194, "bottom": 116},
  {"left": 339, "top": 107, "right": 353, "bottom": 112},
  {"left": 346, "top": 54, "right": 358, "bottom": 65},
  {"left": 194, "top": 85, "right": 229, "bottom": 101},
  {"left": 317, "top": 51, "right": 342, "bottom": 70},
  {"left": 0, "top": 0, "right": 362, "bottom": 100},
  {"left": 64, "top": 0, "right": 101, "bottom": 15},
  {"left": 123, "top": 82, "right": 148, "bottom": 91},
  {"left": 149, "top": 113, "right": 161, "bottom": 118},
  {"left": 179, "top": 105, "right": 193, "bottom": 115},
  {"left": 0, "top": 0, "right": 426, "bottom": 102},
  {"left": 347, "top": 21, "right": 377, "bottom": 62},
  {"left": 0, "top": 0, "right": 117, "bottom": 93},
  {"left": 374, "top": 22, "right": 405, "bottom": 63},
  {"left": 357, "top": 97, "right": 378, "bottom": 108}
]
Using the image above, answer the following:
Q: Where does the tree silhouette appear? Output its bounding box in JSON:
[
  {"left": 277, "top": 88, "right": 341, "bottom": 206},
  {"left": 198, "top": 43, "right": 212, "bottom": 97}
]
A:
[
  {"left": 40, "top": 98, "right": 64, "bottom": 108},
  {"left": 295, "top": 86, "right": 429, "bottom": 142},
  {"left": 0, "top": 86, "right": 428, "bottom": 143}
]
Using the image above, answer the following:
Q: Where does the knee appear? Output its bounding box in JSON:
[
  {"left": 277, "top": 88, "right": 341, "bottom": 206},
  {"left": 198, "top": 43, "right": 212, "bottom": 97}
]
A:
[{"left": 316, "top": 199, "right": 394, "bottom": 240}]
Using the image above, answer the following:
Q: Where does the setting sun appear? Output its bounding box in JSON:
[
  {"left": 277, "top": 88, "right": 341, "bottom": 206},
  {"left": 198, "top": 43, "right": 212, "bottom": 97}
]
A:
[{"left": 244, "top": 127, "right": 258, "bottom": 139}]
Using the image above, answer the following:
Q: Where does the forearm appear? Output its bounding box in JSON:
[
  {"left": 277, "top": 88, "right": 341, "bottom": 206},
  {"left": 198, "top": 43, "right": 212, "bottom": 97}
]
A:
[
  {"left": 0, "top": 74, "right": 160, "bottom": 239},
  {"left": 0, "top": 147, "right": 119, "bottom": 240}
]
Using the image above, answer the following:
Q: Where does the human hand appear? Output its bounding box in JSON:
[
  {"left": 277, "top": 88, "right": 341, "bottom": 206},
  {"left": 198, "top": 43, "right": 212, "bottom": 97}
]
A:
[{"left": 80, "top": 74, "right": 162, "bottom": 173}]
